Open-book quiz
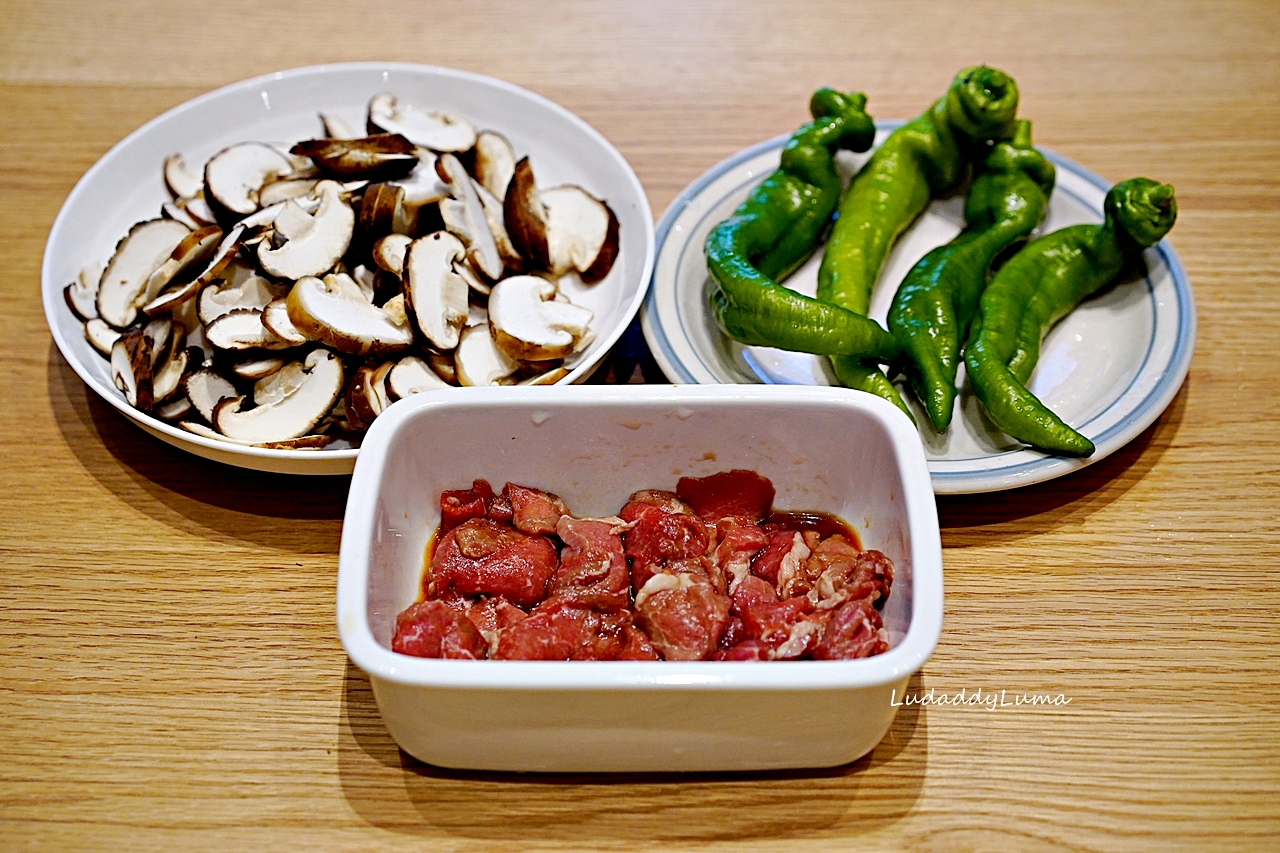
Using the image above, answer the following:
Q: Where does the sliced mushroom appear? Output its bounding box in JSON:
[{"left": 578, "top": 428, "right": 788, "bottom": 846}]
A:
[
  {"left": 252, "top": 359, "right": 306, "bottom": 407},
  {"left": 291, "top": 134, "right": 418, "bottom": 181},
  {"left": 437, "top": 153, "right": 504, "bottom": 280},
  {"left": 256, "top": 180, "right": 354, "bottom": 280},
  {"left": 424, "top": 350, "right": 457, "bottom": 385},
  {"left": 231, "top": 357, "right": 286, "bottom": 381},
  {"left": 203, "top": 142, "right": 295, "bottom": 221},
  {"left": 144, "top": 222, "right": 248, "bottom": 317},
  {"left": 155, "top": 396, "right": 193, "bottom": 421},
  {"left": 213, "top": 349, "right": 344, "bottom": 443},
  {"left": 372, "top": 233, "right": 413, "bottom": 275},
  {"left": 96, "top": 218, "right": 192, "bottom": 329},
  {"left": 261, "top": 298, "right": 310, "bottom": 346},
  {"left": 198, "top": 267, "right": 285, "bottom": 325},
  {"left": 180, "top": 420, "right": 332, "bottom": 449},
  {"left": 367, "top": 93, "right": 477, "bottom": 153},
  {"left": 183, "top": 368, "right": 237, "bottom": 423},
  {"left": 285, "top": 274, "right": 413, "bottom": 356},
  {"left": 454, "top": 322, "right": 519, "bottom": 386},
  {"left": 503, "top": 157, "right": 620, "bottom": 282},
  {"left": 140, "top": 316, "right": 174, "bottom": 369},
  {"left": 474, "top": 131, "right": 516, "bottom": 199},
  {"left": 488, "top": 275, "right": 594, "bottom": 361},
  {"left": 542, "top": 184, "right": 621, "bottom": 282},
  {"left": 152, "top": 347, "right": 189, "bottom": 404},
  {"left": 518, "top": 365, "right": 569, "bottom": 386},
  {"left": 204, "top": 308, "right": 292, "bottom": 352},
  {"left": 142, "top": 224, "right": 222, "bottom": 305},
  {"left": 182, "top": 195, "right": 217, "bottom": 227},
  {"left": 358, "top": 182, "right": 408, "bottom": 241},
  {"left": 258, "top": 178, "right": 320, "bottom": 208},
  {"left": 84, "top": 318, "right": 120, "bottom": 356},
  {"left": 162, "top": 201, "right": 202, "bottom": 230},
  {"left": 344, "top": 363, "right": 390, "bottom": 430},
  {"left": 64, "top": 264, "right": 102, "bottom": 322},
  {"left": 164, "top": 154, "right": 204, "bottom": 201},
  {"left": 475, "top": 181, "right": 522, "bottom": 269},
  {"left": 386, "top": 354, "right": 448, "bottom": 400},
  {"left": 111, "top": 325, "right": 154, "bottom": 410},
  {"left": 402, "top": 231, "right": 470, "bottom": 350},
  {"left": 381, "top": 292, "right": 408, "bottom": 327},
  {"left": 320, "top": 112, "right": 360, "bottom": 140},
  {"left": 392, "top": 149, "right": 450, "bottom": 207}
]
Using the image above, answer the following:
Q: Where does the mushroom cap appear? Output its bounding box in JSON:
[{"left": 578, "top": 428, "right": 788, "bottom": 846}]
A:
[
  {"left": 488, "top": 274, "right": 594, "bottom": 361},
  {"left": 402, "top": 230, "right": 470, "bottom": 351},
  {"left": 256, "top": 180, "right": 355, "bottom": 280},
  {"left": 367, "top": 93, "right": 477, "bottom": 152},
  {"left": 454, "top": 322, "right": 519, "bottom": 387},
  {"left": 291, "top": 133, "right": 418, "bottom": 182},
  {"left": 213, "top": 349, "right": 344, "bottom": 443},
  {"left": 285, "top": 273, "right": 413, "bottom": 356},
  {"left": 96, "top": 218, "right": 192, "bottom": 329}
]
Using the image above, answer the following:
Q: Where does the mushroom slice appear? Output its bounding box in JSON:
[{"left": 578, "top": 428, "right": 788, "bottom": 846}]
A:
[
  {"left": 180, "top": 420, "right": 332, "bottom": 449},
  {"left": 182, "top": 195, "right": 217, "bottom": 227},
  {"left": 358, "top": 182, "right": 408, "bottom": 241},
  {"left": 164, "top": 154, "right": 204, "bottom": 201},
  {"left": 518, "top": 365, "right": 570, "bottom": 386},
  {"left": 474, "top": 131, "right": 516, "bottom": 200},
  {"left": 286, "top": 274, "right": 413, "bottom": 356},
  {"left": 111, "top": 325, "right": 154, "bottom": 410},
  {"left": 64, "top": 264, "right": 102, "bottom": 321},
  {"left": 320, "top": 112, "right": 360, "bottom": 140},
  {"left": 198, "top": 269, "right": 285, "bottom": 326},
  {"left": 367, "top": 93, "right": 477, "bottom": 153},
  {"left": 203, "top": 142, "right": 295, "bottom": 220},
  {"left": 213, "top": 349, "right": 344, "bottom": 443},
  {"left": 381, "top": 292, "right": 408, "bottom": 327},
  {"left": 152, "top": 347, "right": 189, "bottom": 404},
  {"left": 96, "top": 218, "right": 192, "bottom": 329},
  {"left": 424, "top": 350, "right": 457, "bottom": 385},
  {"left": 392, "top": 149, "right": 450, "bottom": 206},
  {"left": 272, "top": 199, "right": 318, "bottom": 243},
  {"left": 205, "top": 308, "right": 292, "bottom": 352},
  {"left": 145, "top": 222, "right": 247, "bottom": 317},
  {"left": 140, "top": 315, "right": 174, "bottom": 368},
  {"left": 344, "top": 363, "right": 392, "bottom": 430},
  {"left": 402, "top": 231, "right": 470, "bottom": 350},
  {"left": 291, "top": 134, "right": 418, "bottom": 181},
  {"left": 142, "top": 224, "right": 222, "bottom": 304},
  {"left": 455, "top": 323, "right": 519, "bottom": 386},
  {"left": 488, "top": 275, "right": 594, "bottom": 361},
  {"left": 162, "top": 201, "right": 202, "bottom": 230},
  {"left": 386, "top": 354, "right": 448, "bottom": 401},
  {"left": 437, "top": 154, "right": 504, "bottom": 280},
  {"left": 475, "top": 181, "right": 522, "bottom": 269},
  {"left": 155, "top": 396, "right": 193, "bottom": 422},
  {"left": 256, "top": 180, "right": 354, "bottom": 280},
  {"left": 262, "top": 298, "right": 310, "bottom": 346},
  {"left": 184, "top": 368, "right": 237, "bottom": 423},
  {"left": 372, "top": 233, "right": 413, "bottom": 275},
  {"left": 258, "top": 178, "right": 319, "bottom": 208},
  {"left": 84, "top": 318, "right": 120, "bottom": 356},
  {"left": 231, "top": 357, "right": 285, "bottom": 381},
  {"left": 504, "top": 157, "right": 620, "bottom": 282},
  {"left": 542, "top": 185, "right": 621, "bottom": 282}
]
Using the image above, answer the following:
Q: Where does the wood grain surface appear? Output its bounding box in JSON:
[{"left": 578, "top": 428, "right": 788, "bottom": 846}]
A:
[{"left": 3, "top": 1, "right": 1279, "bottom": 850}]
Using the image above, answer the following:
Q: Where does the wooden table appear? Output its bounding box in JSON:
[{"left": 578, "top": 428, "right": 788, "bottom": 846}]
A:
[{"left": 3, "top": 1, "right": 1278, "bottom": 849}]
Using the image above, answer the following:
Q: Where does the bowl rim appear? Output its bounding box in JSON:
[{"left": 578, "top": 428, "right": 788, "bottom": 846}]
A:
[
  {"left": 42, "top": 61, "right": 656, "bottom": 471},
  {"left": 336, "top": 384, "right": 943, "bottom": 690}
]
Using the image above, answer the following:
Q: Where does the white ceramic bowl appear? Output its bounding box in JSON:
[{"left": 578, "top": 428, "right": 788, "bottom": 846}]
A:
[
  {"left": 42, "top": 63, "right": 655, "bottom": 475},
  {"left": 337, "top": 384, "right": 942, "bottom": 772}
]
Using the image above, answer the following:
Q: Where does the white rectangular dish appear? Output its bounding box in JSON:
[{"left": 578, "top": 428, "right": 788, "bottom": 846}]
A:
[{"left": 337, "top": 384, "right": 942, "bottom": 772}]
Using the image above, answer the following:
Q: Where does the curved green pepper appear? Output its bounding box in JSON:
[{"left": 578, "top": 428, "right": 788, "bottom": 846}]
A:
[
  {"left": 888, "top": 119, "right": 1056, "bottom": 431},
  {"left": 964, "top": 177, "right": 1178, "bottom": 456},
  {"left": 816, "top": 66, "right": 1020, "bottom": 414},
  {"left": 705, "top": 89, "right": 899, "bottom": 360}
]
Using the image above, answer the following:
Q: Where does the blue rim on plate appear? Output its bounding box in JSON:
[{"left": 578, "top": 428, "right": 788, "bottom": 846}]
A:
[{"left": 641, "top": 123, "right": 1195, "bottom": 494}]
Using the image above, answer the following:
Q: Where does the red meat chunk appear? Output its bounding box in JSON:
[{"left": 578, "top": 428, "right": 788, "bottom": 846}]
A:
[
  {"left": 464, "top": 596, "right": 528, "bottom": 653},
  {"left": 431, "top": 517, "right": 559, "bottom": 607},
  {"left": 811, "top": 599, "right": 890, "bottom": 660},
  {"left": 491, "top": 597, "right": 631, "bottom": 661},
  {"left": 392, "top": 600, "right": 488, "bottom": 659},
  {"left": 676, "top": 469, "right": 776, "bottom": 522},
  {"left": 711, "top": 517, "right": 770, "bottom": 593},
  {"left": 619, "top": 490, "right": 711, "bottom": 591},
  {"left": 439, "top": 478, "right": 498, "bottom": 533},
  {"left": 634, "top": 571, "right": 731, "bottom": 661},
  {"left": 550, "top": 516, "right": 631, "bottom": 612},
  {"left": 713, "top": 640, "right": 772, "bottom": 661},
  {"left": 806, "top": 540, "right": 894, "bottom": 608},
  {"left": 617, "top": 624, "right": 662, "bottom": 660},
  {"left": 507, "top": 483, "right": 570, "bottom": 536}
]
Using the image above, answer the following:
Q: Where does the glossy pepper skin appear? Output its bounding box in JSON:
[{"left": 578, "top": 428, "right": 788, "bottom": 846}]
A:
[
  {"left": 888, "top": 119, "right": 1056, "bottom": 432},
  {"left": 964, "top": 177, "right": 1178, "bottom": 456},
  {"left": 816, "top": 66, "right": 1020, "bottom": 415},
  {"left": 705, "top": 89, "right": 899, "bottom": 361}
]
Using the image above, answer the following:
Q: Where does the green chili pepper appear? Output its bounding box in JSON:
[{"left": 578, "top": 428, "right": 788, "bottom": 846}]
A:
[
  {"left": 816, "top": 66, "right": 1020, "bottom": 415},
  {"left": 705, "top": 89, "right": 899, "bottom": 360},
  {"left": 887, "top": 119, "right": 1056, "bottom": 431},
  {"left": 963, "top": 177, "right": 1178, "bottom": 456}
]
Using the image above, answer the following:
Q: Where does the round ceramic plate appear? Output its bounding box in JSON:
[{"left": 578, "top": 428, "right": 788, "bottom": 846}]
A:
[
  {"left": 43, "top": 62, "right": 654, "bottom": 475},
  {"left": 642, "top": 125, "right": 1195, "bottom": 494}
]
